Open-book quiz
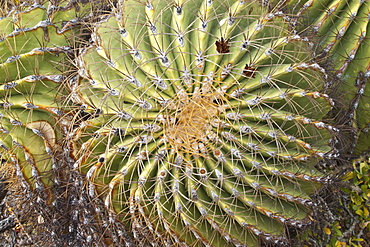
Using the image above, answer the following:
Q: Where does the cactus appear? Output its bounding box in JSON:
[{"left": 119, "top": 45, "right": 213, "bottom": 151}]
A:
[
  {"left": 0, "top": 2, "right": 79, "bottom": 190},
  {"left": 294, "top": 0, "right": 370, "bottom": 155},
  {"left": 0, "top": 2, "right": 116, "bottom": 245},
  {"left": 5, "top": 0, "right": 369, "bottom": 246},
  {"left": 69, "top": 0, "right": 339, "bottom": 245}
]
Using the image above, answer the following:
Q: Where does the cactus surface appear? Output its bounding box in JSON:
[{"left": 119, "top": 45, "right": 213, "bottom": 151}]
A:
[
  {"left": 3, "top": 0, "right": 369, "bottom": 246},
  {"left": 70, "top": 0, "right": 338, "bottom": 245}
]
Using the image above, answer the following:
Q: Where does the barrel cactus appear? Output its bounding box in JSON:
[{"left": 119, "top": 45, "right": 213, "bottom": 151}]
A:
[
  {"left": 294, "top": 0, "right": 370, "bottom": 155},
  {"left": 67, "top": 0, "right": 339, "bottom": 246}
]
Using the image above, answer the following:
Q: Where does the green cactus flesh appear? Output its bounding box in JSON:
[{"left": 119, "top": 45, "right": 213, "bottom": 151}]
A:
[
  {"left": 0, "top": 3, "right": 89, "bottom": 190},
  {"left": 296, "top": 0, "right": 370, "bottom": 155},
  {"left": 72, "top": 0, "right": 337, "bottom": 246}
]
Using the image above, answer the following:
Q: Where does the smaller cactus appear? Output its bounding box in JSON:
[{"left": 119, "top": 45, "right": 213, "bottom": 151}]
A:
[
  {"left": 0, "top": 2, "right": 112, "bottom": 245},
  {"left": 0, "top": 2, "right": 72, "bottom": 190},
  {"left": 0, "top": 0, "right": 99, "bottom": 189}
]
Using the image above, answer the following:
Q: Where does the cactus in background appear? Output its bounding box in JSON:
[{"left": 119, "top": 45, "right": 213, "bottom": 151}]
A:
[
  {"left": 0, "top": 2, "right": 78, "bottom": 191},
  {"left": 0, "top": 2, "right": 120, "bottom": 245},
  {"left": 70, "top": 0, "right": 339, "bottom": 245},
  {"left": 294, "top": 0, "right": 370, "bottom": 155}
]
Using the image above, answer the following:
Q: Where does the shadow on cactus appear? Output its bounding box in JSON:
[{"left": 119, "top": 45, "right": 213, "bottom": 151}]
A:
[{"left": 69, "top": 0, "right": 339, "bottom": 246}]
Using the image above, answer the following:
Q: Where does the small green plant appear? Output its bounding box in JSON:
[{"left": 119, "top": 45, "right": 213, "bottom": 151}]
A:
[
  {"left": 293, "top": 156, "right": 370, "bottom": 247},
  {"left": 338, "top": 158, "right": 370, "bottom": 247}
]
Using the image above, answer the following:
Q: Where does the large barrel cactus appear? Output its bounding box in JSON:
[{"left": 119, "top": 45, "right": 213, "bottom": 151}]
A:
[{"left": 68, "top": 0, "right": 338, "bottom": 245}]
